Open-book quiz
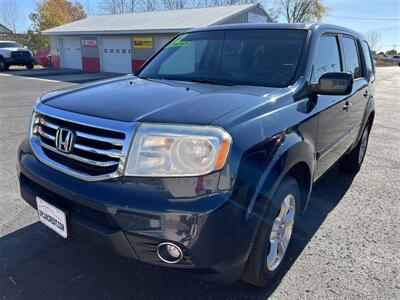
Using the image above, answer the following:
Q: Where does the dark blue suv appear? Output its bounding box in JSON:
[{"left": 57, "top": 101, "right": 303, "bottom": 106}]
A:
[{"left": 17, "top": 23, "right": 375, "bottom": 287}]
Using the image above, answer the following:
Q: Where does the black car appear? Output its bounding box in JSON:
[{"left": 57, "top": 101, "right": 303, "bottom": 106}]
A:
[
  {"left": 0, "top": 41, "right": 35, "bottom": 71},
  {"left": 17, "top": 23, "right": 375, "bottom": 287}
]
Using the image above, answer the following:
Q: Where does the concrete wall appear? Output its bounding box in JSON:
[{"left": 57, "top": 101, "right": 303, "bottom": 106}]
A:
[
  {"left": 81, "top": 36, "right": 100, "bottom": 72},
  {"left": 49, "top": 36, "right": 61, "bottom": 68}
]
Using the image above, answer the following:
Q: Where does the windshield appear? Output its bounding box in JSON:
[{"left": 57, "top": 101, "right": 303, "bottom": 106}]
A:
[
  {"left": 0, "top": 42, "right": 21, "bottom": 48},
  {"left": 139, "top": 29, "right": 307, "bottom": 88}
]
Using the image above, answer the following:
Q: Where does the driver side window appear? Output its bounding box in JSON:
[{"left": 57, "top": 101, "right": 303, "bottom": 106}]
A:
[{"left": 311, "top": 35, "right": 342, "bottom": 83}]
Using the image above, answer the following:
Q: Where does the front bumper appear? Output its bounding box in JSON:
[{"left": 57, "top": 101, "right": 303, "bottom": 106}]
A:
[
  {"left": 4, "top": 57, "right": 34, "bottom": 65},
  {"left": 17, "top": 138, "right": 255, "bottom": 282}
]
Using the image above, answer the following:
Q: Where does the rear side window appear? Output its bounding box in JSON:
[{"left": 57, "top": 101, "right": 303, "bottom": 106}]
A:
[
  {"left": 361, "top": 41, "right": 375, "bottom": 77},
  {"left": 342, "top": 37, "right": 362, "bottom": 79},
  {"left": 311, "top": 35, "right": 342, "bottom": 83}
]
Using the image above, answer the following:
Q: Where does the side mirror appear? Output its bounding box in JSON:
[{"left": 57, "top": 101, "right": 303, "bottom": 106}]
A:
[{"left": 311, "top": 72, "right": 353, "bottom": 96}]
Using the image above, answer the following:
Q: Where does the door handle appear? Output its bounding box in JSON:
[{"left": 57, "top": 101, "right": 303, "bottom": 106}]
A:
[
  {"left": 363, "top": 90, "right": 369, "bottom": 98},
  {"left": 343, "top": 102, "right": 352, "bottom": 111}
]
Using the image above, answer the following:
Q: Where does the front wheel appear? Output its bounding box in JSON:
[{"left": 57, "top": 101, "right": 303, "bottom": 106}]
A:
[
  {"left": 0, "top": 58, "right": 9, "bottom": 71},
  {"left": 26, "top": 63, "right": 34, "bottom": 70},
  {"left": 340, "top": 124, "right": 371, "bottom": 172},
  {"left": 242, "top": 176, "right": 300, "bottom": 287}
]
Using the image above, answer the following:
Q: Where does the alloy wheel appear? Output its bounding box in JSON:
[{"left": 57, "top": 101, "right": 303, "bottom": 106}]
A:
[{"left": 266, "top": 194, "right": 295, "bottom": 271}]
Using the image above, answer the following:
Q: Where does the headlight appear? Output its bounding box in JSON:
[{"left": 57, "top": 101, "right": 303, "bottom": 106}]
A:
[
  {"left": 29, "top": 111, "right": 40, "bottom": 138},
  {"left": 124, "top": 123, "right": 232, "bottom": 177},
  {"left": 3, "top": 52, "right": 11, "bottom": 58}
]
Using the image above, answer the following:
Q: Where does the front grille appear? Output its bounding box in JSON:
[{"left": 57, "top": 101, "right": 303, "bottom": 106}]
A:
[
  {"left": 33, "top": 113, "right": 126, "bottom": 176},
  {"left": 11, "top": 51, "right": 31, "bottom": 58}
]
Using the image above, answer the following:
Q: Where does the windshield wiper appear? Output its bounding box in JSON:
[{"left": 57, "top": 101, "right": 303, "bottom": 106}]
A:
[
  {"left": 138, "top": 76, "right": 235, "bottom": 86},
  {"left": 189, "top": 78, "right": 235, "bottom": 86}
]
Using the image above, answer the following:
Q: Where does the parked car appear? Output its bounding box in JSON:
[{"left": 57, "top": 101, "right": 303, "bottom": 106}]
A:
[
  {"left": 389, "top": 55, "right": 400, "bottom": 66},
  {"left": 0, "top": 41, "right": 35, "bottom": 71},
  {"left": 17, "top": 23, "right": 375, "bottom": 287}
]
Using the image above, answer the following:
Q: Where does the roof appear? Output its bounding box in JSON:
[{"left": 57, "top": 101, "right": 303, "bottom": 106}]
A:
[
  {"left": 0, "top": 24, "right": 13, "bottom": 34},
  {"left": 187, "top": 22, "right": 311, "bottom": 33},
  {"left": 43, "top": 4, "right": 268, "bottom": 35},
  {"left": 187, "top": 23, "right": 364, "bottom": 39}
]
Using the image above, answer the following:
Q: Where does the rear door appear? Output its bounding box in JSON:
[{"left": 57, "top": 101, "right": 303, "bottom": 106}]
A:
[
  {"left": 313, "top": 34, "right": 351, "bottom": 178},
  {"left": 340, "top": 36, "right": 369, "bottom": 145}
]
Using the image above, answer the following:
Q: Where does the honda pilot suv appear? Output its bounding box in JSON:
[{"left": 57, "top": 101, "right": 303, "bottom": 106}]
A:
[{"left": 17, "top": 24, "right": 375, "bottom": 287}]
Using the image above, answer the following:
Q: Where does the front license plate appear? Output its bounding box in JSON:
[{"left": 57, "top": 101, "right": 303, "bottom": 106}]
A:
[{"left": 36, "top": 197, "right": 68, "bottom": 238}]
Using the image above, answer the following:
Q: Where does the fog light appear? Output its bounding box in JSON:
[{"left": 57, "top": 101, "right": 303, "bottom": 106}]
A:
[
  {"left": 167, "top": 244, "right": 180, "bottom": 258},
  {"left": 157, "top": 242, "right": 183, "bottom": 264}
]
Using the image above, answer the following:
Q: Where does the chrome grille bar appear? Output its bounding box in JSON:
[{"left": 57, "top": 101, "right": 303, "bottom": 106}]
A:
[
  {"left": 74, "top": 143, "right": 121, "bottom": 158},
  {"left": 40, "top": 118, "right": 125, "bottom": 146},
  {"left": 40, "top": 118, "right": 58, "bottom": 130},
  {"left": 38, "top": 126, "right": 121, "bottom": 158},
  {"left": 40, "top": 142, "right": 119, "bottom": 167},
  {"left": 38, "top": 127, "right": 55, "bottom": 141}
]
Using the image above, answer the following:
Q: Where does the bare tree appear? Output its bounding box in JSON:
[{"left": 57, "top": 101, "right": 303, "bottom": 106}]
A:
[
  {"left": 126, "top": 0, "right": 137, "bottom": 12},
  {"left": 138, "top": 0, "right": 158, "bottom": 11},
  {"left": 162, "top": 0, "right": 191, "bottom": 10},
  {"left": 82, "top": 0, "right": 97, "bottom": 15},
  {"left": 99, "top": 0, "right": 259, "bottom": 13},
  {"left": 364, "top": 30, "right": 381, "bottom": 53},
  {"left": 271, "top": 0, "right": 329, "bottom": 23},
  {"left": 100, "top": 0, "right": 136, "bottom": 13},
  {"left": 0, "top": 0, "right": 26, "bottom": 33}
]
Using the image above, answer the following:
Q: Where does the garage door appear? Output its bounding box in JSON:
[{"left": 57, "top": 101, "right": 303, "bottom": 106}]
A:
[
  {"left": 61, "top": 38, "right": 82, "bottom": 69},
  {"left": 101, "top": 38, "right": 132, "bottom": 73}
]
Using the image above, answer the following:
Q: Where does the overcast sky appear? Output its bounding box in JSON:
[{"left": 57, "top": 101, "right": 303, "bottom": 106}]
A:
[{"left": 12, "top": 0, "right": 400, "bottom": 52}]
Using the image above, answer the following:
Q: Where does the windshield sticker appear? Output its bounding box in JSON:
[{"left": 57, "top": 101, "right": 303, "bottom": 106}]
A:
[{"left": 166, "top": 34, "right": 190, "bottom": 47}]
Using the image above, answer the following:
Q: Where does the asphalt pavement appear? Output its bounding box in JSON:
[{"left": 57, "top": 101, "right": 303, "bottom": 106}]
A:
[{"left": 0, "top": 67, "right": 399, "bottom": 299}]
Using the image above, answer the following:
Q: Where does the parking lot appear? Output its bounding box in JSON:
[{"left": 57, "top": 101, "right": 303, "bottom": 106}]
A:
[{"left": 0, "top": 67, "right": 399, "bottom": 299}]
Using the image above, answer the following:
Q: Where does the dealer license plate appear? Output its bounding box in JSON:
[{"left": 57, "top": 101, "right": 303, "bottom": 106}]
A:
[{"left": 36, "top": 197, "right": 68, "bottom": 238}]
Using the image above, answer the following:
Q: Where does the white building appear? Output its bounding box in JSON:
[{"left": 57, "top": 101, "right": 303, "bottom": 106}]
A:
[{"left": 42, "top": 4, "right": 271, "bottom": 73}]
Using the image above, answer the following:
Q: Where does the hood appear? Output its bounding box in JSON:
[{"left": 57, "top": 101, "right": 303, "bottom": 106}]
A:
[
  {"left": 0, "top": 47, "right": 29, "bottom": 52},
  {"left": 41, "top": 76, "right": 281, "bottom": 125}
]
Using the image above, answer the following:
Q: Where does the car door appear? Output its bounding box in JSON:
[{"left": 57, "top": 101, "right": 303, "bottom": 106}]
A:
[
  {"left": 312, "top": 34, "right": 352, "bottom": 178},
  {"left": 341, "top": 36, "right": 371, "bottom": 145}
]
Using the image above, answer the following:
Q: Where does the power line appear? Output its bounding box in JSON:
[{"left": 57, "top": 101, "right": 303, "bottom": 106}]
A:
[{"left": 329, "top": 15, "right": 400, "bottom": 21}]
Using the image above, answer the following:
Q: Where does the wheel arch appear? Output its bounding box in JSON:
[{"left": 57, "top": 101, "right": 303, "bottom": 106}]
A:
[
  {"left": 367, "top": 109, "right": 375, "bottom": 126},
  {"left": 286, "top": 161, "right": 312, "bottom": 213},
  {"left": 239, "top": 131, "right": 315, "bottom": 219}
]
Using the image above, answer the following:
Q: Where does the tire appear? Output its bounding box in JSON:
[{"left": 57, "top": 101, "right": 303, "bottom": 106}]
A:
[
  {"left": 0, "top": 58, "right": 9, "bottom": 71},
  {"left": 339, "top": 123, "right": 371, "bottom": 172},
  {"left": 26, "top": 63, "right": 34, "bottom": 70},
  {"left": 242, "top": 176, "right": 300, "bottom": 287}
]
